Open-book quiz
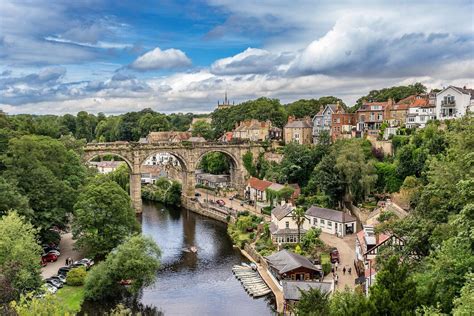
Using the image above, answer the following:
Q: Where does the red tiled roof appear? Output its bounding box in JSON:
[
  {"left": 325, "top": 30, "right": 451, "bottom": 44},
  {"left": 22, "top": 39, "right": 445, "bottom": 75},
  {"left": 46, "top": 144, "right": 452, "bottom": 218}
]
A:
[
  {"left": 410, "top": 98, "right": 429, "bottom": 107},
  {"left": 247, "top": 177, "right": 273, "bottom": 191}
]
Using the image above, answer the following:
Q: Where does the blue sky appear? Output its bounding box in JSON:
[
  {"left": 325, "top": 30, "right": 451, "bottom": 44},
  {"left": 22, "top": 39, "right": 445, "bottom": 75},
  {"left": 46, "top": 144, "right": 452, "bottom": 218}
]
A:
[{"left": 1, "top": 0, "right": 473, "bottom": 114}]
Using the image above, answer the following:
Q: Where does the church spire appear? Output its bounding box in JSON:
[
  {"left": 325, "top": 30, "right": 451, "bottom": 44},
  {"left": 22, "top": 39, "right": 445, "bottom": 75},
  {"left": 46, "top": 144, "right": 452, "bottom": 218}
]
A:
[{"left": 224, "top": 91, "right": 228, "bottom": 104}]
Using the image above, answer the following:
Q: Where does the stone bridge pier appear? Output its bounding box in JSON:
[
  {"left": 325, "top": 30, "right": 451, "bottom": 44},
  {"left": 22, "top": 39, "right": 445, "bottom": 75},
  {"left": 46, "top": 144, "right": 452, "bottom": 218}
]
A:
[{"left": 83, "top": 142, "right": 263, "bottom": 213}]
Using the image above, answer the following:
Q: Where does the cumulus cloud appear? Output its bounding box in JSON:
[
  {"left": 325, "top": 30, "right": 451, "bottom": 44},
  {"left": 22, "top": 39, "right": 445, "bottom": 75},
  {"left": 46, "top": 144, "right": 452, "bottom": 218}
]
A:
[
  {"left": 129, "top": 47, "right": 192, "bottom": 71},
  {"left": 210, "top": 48, "right": 293, "bottom": 75}
]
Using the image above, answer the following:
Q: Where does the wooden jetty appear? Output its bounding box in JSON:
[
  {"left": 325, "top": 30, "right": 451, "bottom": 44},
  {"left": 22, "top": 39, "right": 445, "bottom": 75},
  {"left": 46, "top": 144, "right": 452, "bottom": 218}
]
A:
[{"left": 232, "top": 265, "right": 272, "bottom": 297}]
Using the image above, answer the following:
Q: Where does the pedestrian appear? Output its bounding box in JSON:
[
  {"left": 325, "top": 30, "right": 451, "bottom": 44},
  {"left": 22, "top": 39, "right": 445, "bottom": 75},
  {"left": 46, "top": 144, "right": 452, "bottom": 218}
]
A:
[
  {"left": 331, "top": 267, "right": 334, "bottom": 274},
  {"left": 335, "top": 261, "right": 338, "bottom": 271},
  {"left": 335, "top": 274, "right": 339, "bottom": 285},
  {"left": 348, "top": 267, "right": 352, "bottom": 275},
  {"left": 343, "top": 267, "right": 346, "bottom": 275},
  {"left": 65, "top": 257, "right": 69, "bottom": 265}
]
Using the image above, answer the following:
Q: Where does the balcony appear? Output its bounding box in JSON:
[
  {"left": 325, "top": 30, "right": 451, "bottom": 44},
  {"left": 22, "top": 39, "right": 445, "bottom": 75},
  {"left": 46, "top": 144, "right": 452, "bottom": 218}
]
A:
[{"left": 441, "top": 100, "right": 456, "bottom": 107}]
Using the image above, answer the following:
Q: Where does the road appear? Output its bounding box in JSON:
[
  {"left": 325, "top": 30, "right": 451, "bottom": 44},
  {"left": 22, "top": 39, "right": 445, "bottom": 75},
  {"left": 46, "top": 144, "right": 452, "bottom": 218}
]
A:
[
  {"left": 41, "top": 232, "right": 83, "bottom": 279},
  {"left": 195, "top": 188, "right": 262, "bottom": 214},
  {"left": 320, "top": 232, "right": 357, "bottom": 290}
]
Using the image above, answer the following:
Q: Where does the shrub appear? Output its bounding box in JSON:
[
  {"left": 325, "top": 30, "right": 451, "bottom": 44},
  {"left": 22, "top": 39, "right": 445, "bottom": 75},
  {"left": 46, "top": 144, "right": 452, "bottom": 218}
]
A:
[
  {"left": 322, "top": 262, "right": 332, "bottom": 276},
  {"left": 67, "top": 267, "right": 87, "bottom": 286}
]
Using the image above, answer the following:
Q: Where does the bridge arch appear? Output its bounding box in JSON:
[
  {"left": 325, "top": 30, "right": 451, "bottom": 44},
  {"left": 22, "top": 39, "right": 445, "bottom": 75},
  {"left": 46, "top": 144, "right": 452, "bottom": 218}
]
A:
[
  {"left": 140, "top": 150, "right": 189, "bottom": 172},
  {"left": 83, "top": 152, "right": 133, "bottom": 170}
]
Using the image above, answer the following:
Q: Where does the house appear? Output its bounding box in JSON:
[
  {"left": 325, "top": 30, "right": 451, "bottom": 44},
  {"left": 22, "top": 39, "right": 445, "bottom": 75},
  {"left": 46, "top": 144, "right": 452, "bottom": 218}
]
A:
[
  {"left": 356, "top": 100, "right": 393, "bottom": 138},
  {"left": 269, "top": 126, "right": 283, "bottom": 140},
  {"left": 330, "top": 109, "right": 356, "bottom": 142},
  {"left": 141, "top": 166, "right": 168, "bottom": 184},
  {"left": 284, "top": 116, "right": 313, "bottom": 145},
  {"left": 232, "top": 119, "right": 272, "bottom": 142},
  {"left": 146, "top": 131, "right": 192, "bottom": 143},
  {"left": 436, "top": 86, "right": 474, "bottom": 120},
  {"left": 355, "top": 226, "right": 405, "bottom": 294},
  {"left": 406, "top": 95, "right": 436, "bottom": 128},
  {"left": 196, "top": 172, "right": 230, "bottom": 189},
  {"left": 269, "top": 203, "right": 307, "bottom": 244},
  {"left": 219, "top": 131, "right": 233, "bottom": 142},
  {"left": 282, "top": 280, "right": 333, "bottom": 306},
  {"left": 188, "top": 136, "right": 207, "bottom": 143},
  {"left": 305, "top": 206, "right": 357, "bottom": 237},
  {"left": 312, "top": 104, "right": 337, "bottom": 143},
  {"left": 245, "top": 177, "right": 273, "bottom": 202},
  {"left": 265, "top": 249, "right": 322, "bottom": 282},
  {"left": 143, "top": 153, "right": 180, "bottom": 167},
  {"left": 89, "top": 161, "right": 126, "bottom": 174}
]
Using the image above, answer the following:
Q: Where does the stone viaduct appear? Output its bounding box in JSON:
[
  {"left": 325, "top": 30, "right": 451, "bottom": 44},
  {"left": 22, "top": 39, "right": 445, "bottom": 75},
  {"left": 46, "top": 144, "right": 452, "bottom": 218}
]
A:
[{"left": 83, "top": 141, "right": 264, "bottom": 213}]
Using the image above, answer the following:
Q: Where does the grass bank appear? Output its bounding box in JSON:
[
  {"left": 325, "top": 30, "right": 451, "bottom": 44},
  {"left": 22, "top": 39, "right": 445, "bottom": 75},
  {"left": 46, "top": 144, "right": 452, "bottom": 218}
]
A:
[{"left": 56, "top": 285, "right": 85, "bottom": 314}]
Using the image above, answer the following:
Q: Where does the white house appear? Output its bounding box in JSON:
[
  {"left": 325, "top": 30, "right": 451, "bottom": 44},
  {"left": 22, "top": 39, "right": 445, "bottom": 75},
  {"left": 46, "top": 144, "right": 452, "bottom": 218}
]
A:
[
  {"left": 436, "top": 86, "right": 474, "bottom": 120},
  {"left": 196, "top": 172, "right": 230, "bottom": 189},
  {"left": 245, "top": 177, "right": 273, "bottom": 202},
  {"left": 269, "top": 203, "right": 308, "bottom": 244},
  {"left": 305, "top": 206, "right": 357, "bottom": 237},
  {"left": 89, "top": 161, "right": 126, "bottom": 174},
  {"left": 406, "top": 96, "right": 436, "bottom": 128},
  {"left": 143, "top": 153, "right": 180, "bottom": 167}
]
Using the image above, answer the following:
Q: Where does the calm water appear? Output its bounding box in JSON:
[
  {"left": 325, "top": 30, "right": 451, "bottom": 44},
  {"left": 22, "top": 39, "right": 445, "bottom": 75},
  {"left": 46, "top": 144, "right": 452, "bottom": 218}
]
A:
[{"left": 81, "top": 201, "right": 275, "bottom": 315}]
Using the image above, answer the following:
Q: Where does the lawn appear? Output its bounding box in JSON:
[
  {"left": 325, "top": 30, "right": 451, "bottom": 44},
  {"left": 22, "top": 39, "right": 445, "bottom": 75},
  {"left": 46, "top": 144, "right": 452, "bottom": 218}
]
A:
[{"left": 56, "top": 285, "right": 85, "bottom": 313}]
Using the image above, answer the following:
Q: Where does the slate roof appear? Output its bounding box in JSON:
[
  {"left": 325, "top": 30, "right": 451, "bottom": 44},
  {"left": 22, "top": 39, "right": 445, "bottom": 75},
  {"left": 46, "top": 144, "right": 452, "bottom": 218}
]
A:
[
  {"left": 188, "top": 136, "right": 206, "bottom": 142},
  {"left": 271, "top": 203, "right": 294, "bottom": 221},
  {"left": 305, "top": 206, "right": 357, "bottom": 223},
  {"left": 265, "top": 249, "right": 319, "bottom": 274},
  {"left": 268, "top": 183, "right": 285, "bottom": 191},
  {"left": 282, "top": 280, "right": 332, "bottom": 301},
  {"left": 284, "top": 120, "right": 313, "bottom": 128}
]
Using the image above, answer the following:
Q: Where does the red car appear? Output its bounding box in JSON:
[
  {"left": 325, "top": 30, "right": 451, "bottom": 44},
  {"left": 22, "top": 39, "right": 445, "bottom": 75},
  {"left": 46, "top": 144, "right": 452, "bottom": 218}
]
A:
[
  {"left": 216, "top": 199, "right": 226, "bottom": 206},
  {"left": 42, "top": 252, "right": 58, "bottom": 263}
]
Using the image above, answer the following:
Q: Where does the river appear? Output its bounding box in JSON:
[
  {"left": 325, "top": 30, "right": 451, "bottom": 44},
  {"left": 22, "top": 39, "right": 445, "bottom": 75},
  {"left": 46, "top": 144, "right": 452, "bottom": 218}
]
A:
[{"left": 83, "top": 201, "right": 275, "bottom": 315}]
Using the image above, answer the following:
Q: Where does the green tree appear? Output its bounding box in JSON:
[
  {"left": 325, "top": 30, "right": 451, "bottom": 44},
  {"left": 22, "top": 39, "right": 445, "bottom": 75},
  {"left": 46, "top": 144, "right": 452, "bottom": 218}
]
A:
[
  {"left": 75, "top": 111, "right": 97, "bottom": 142},
  {"left": 242, "top": 151, "right": 256, "bottom": 177},
  {"left": 295, "top": 287, "right": 330, "bottom": 315},
  {"left": 329, "top": 289, "right": 371, "bottom": 316},
  {"left": 191, "top": 120, "right": 213, "bottom": 140},
  {"left": 292, "top": 207, "right": 307, "bottom": 244},
  {"left": 67, "top": 267, "right": 87, "bottom": 286},
  {"left": 10, "top": 292, "right": 69, "bottom": 316},
  {"left": 369, "top": 256, "right": 418, "bottom": 315},
  {"left": 72, "top": 178, "right": 140, "bottom": 258},
  {"left": 300, "top": 227, "right": 323, "bottom": 253},
  {"left": 0, "top": 177, "right": 31, "bottom": 217},
  {"left": 138, "top": 113, "right": 171, "bottom": 137},
  {"left": 452, "top": 273, "right": 474, "bottom": 316},
  {"left": 107, "top": 163, "right": 130, "bottom": 193},
  {"left": 84, "top": 235, "right": 161, "bottom": 300},
  {"left": 0, "top": 212, "right": 42, "bottom": 303},
  {"left": 199, "top": 152, "right": 230, "bottom": 174}
]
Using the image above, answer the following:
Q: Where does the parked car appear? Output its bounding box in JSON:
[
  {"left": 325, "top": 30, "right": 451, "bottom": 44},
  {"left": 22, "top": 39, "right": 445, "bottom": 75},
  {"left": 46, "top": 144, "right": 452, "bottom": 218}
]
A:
[
  {"left": 42, "top": 252, "right": 58, "bottom": 263},
  {"left": 58, "top": 266, "right": 72, "bottom": 276},
  {"left": 44, "top": 283, "right": 58, "bottom": 294},
  {"left": 330, "top": 248, "right": 340, "bottom": 263},
  {"left": 70, "top": 262, "right": 88, "bottom": 269},
  {"left": 45, "top": 278, "right": 63, "bottom": 289},
  {"left": 45, "top": 249, "right": 60, "bottom": 257},
  {"left": 43, "top": 245, "right": 60, "bottom": 253},
  {"left": 216, "top": 199, "right": 226, "bottom": 206},
  {"left": 194, "top": 192, "right": 201, "bottom": 197},
  {"left": 74, "top": 258, "right": 94, "bottom": 269},
  {"left": 49, "top": 274, "right": 67, "bottom": 284}
]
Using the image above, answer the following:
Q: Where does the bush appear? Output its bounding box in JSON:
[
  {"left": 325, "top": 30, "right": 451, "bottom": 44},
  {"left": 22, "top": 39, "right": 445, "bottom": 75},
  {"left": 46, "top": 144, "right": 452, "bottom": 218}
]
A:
[
  {"left": 67, "top": 267, "right": 87, "bottom": 286},
  {"left": 322, "top": 262, "right": 332, "bottom": 276}
]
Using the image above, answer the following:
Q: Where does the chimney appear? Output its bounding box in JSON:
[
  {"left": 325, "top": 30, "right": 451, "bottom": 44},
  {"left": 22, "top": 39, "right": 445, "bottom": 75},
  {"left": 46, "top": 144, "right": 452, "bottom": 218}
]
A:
[{"left": 463, "top": 85, "right": 467, "bottom": 89}]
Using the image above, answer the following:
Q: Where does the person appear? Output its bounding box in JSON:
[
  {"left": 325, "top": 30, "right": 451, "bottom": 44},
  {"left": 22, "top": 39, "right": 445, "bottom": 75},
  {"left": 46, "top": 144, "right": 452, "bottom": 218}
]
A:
[
  {"left": 348, "top": 267, "right": 352, "bottom": 275},
  {"left": 65, "top": 258, "right": 69, "bottom": 265},
  {"left": 335, "top": 261, "right": 338, "bottom": 271},
  {"left": 331, "top": 267, "right": 335, "bottom": 274},
  {"left": 335, "top": 274, "right": 339, "bottom": 285},
  {"left": 343, "top": 267, "right": 346, "bottom": 275}
]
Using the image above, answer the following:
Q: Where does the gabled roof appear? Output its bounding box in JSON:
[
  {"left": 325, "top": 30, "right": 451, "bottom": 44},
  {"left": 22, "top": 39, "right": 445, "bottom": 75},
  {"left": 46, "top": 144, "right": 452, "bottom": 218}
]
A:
[
  {"left": 247, "top": 177, "right": 273, "bottom": 191},
  {"left": 438, "top": 86, "right": 474, "bottom": 99},
  {"left": 357, "top": 101, "right": 388, "bottom": 112},
  {"left": 265, "top": 249, "right": 319, "bottom": 274},
  {"left": 271, "top": 203, "right": 294, "bottom": 221},
  {"left": 306, "top": 206, "right": 357, "bottom": 223},
  {"left": 188, "top": 136, "right": 206, "bottom": 142},
  {"left": 284, "top": 120, "right": 313, "bottom": 128}
]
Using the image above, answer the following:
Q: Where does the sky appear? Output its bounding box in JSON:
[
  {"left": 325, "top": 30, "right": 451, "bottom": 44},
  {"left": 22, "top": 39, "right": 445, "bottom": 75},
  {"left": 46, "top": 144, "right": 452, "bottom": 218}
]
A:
[{"left": 0, "top": 0, "right": 473, "bottom": 115}]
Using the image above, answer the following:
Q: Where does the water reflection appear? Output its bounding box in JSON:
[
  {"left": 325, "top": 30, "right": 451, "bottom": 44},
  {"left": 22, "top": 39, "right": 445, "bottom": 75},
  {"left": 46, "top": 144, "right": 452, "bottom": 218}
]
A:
[{"left": 140, "top": 201, "right": 275, "bottom": 316}]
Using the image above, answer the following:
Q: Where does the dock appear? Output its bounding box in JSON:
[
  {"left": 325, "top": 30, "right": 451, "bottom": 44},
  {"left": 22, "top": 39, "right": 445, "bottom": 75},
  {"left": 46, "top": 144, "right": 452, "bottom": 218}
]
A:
[{"left": 232, "top": 265, "right": 272, "bottom": 297}]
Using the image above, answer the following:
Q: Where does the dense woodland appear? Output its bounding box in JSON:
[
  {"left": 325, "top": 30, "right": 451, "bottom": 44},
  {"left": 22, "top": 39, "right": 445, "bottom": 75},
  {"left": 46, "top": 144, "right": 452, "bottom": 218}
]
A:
[{"left": 0, "top": 82, "right": 472, "bottom": 314}]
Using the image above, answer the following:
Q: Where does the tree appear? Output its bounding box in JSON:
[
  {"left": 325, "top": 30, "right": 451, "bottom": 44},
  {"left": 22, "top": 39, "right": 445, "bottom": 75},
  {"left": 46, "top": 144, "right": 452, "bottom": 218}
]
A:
[
  {"left": 2, "top": 135, "right": 87, "bottom": 233},
  {"left": 0, "top": 177, "right": 31, "bottom": 217},
  {"left": 191, "top": 120, "right": 213, "bottom": 140},
  {"left": 329, "top": 289, "right": 371, "bottom": 316},
  {"left": 199, "top": 152, "right": 230, "bottom": 174},
  {"left": 295, "top": 287, "right": 330, "bottom": 315},
  {"left": 242, "top": 151, "right": 256, "bottom": 177},
  {"left": 452, "top": 273, "right": 474, "bottom": 316},
  {"left": 369, "top": 256, "right": 418, "bottom": 315},
  {"left": 292, "top": 207, "right": 307, "bottom": 244},
  {"left": 75, "top": 111, "right": 97, "bottom": 142},
  {"left": 300, "top": 227, "right": 323, "bottom": 253},
  {"left": 10, "top": 293, "right": 69, "bottom": 316},
  {"left": 0, "top": 212, "right": 42, "bottom": 303},
  {"left": 107, "top": 163, "right": 130, "bottom": 193},
  {"left": 72, "top": 178, "right": 140, "bottom": 258},
  {"left": 84, "top": 235, "right": 161, "bottom": 300},
  {"left": 138, "top": 113, "right": 170, "bottom": 137}
]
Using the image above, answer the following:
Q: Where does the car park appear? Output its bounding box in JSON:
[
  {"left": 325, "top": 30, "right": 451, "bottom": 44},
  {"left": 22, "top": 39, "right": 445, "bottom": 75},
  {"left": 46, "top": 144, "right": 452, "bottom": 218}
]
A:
[
  {"left": 75, "top": 258, "right": 94, "bottom": 269},
  {"left": 58, "top": 266, "right": 72, "bottom": 276},
  {"left": 44, "top": 283, "right": 58, "bottom": 294},
  {"left": 49, "top": 275, "right": 67, "bottom": 284},
  {"left": 70, "top": 262, "right": 88, "bottom": 269}
]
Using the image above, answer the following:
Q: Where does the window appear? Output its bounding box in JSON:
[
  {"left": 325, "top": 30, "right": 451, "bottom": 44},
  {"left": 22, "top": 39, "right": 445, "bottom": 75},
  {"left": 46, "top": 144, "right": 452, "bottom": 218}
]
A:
[
  {"left": 320, "top": 219, "right": 325, "bottom": 225},
  {"left": 313, "top": 218, "right": 317, "bottom": 225},
  {"left": 371, "top": 105, "right": 382, "bottom": 110},
  {"left": 377, "top": 114, "right": 383, "bottom": 121},
  {"left": 327, "top": 221, "right": 332, "bottom": 227},
  {"left": 337, "top": 118, "right": 341, "bottom": 123},
  {"left": 285, "top": 221, "right": 289, "bottom": 228}
]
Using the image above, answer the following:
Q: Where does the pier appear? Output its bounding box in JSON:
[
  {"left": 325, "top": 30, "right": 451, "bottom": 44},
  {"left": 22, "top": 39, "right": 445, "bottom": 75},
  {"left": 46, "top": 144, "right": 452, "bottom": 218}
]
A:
[{"left": 232, "top": 265, "right": 272, "bottom": 297}]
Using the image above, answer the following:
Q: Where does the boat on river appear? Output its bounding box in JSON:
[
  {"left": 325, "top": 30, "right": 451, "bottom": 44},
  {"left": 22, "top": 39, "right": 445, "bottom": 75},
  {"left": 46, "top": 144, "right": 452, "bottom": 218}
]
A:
[{"left": 232, "top": 265, "right": 272, "bottom": 297}]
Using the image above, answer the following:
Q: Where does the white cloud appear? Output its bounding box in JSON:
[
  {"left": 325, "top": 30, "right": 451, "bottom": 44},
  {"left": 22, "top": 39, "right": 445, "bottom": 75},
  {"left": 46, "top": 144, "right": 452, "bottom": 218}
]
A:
[{"left": 129, "top": 47, "right": 192, "bottom": 71}]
